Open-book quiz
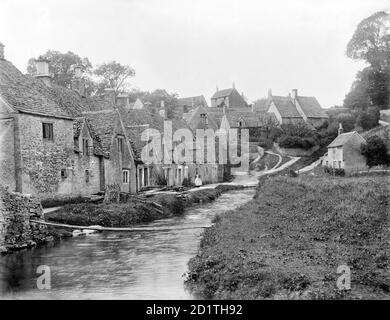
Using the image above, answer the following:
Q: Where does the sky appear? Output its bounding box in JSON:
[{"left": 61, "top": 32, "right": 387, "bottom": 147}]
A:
[{"left": 0, "top": 0, "right": 389, "bottom": 107}]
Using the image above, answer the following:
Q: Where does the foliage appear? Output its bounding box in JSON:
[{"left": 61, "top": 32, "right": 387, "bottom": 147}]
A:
[
  {"left": 27, "top": 50, "right": 93, "bottom": 89},
  {"left": 335, "top": 113, "right": 356, "bottom": 132},
  {"left": 323, "top": 166, "right": 345, "bottom": 176},
  {"left": 182, "top": 177, "right": 194, "bottom": 187},
  {"left": 278, "top": 135, "right": 315, "bottom": 150},
  {"left": 94, "top": 61, "right": 135, "bottom": 96},
  {"left": 361, "top": 135, "right": 390, "bottom": 167},
  {"left": 357, "top": 106, "right": 380, "bottom": 130},
  {"left": 280, "top": 122, "right": 314, "bottom": 138},
  {"left": 346, "top": 11, "right": 390, "bottom": 68},
  {"left": 258, "top": 137, "right": 273, "bottom": 149},
  {"left": 153, "top": 170, "right": 168, "bottom": 186}
]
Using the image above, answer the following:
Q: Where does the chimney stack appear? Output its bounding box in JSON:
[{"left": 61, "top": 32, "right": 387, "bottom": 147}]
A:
[
  {"left": 117, "top": 93, "right": 130, "bottom": 109},
  {"left": 232, "top": 82, "right": 235, "bottom": 89},
  {"left": 34, "top": 57, "right": 52, "bottom": 86},
  {"left": 267, "top": 88, "right": 272, "bottom": 97},
  {"left": 71, "top": 64, "right": 86, "bottom": 97},
  {"left": 103, "top": 88, "right": 116, "bottom": 105},
  {"left": 338, "top": 123, "right": 344, "bottom": 136},
  {"left": 0, "top": 42, "right": 4, "bottom": 60},
  {"left": 291, "top": 89, "right": 298, "bottom": 100}
]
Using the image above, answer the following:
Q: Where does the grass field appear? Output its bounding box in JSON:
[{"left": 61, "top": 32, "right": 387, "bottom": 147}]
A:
[{"left": 186, "top": 174, "right": 390, "bottom": 299}]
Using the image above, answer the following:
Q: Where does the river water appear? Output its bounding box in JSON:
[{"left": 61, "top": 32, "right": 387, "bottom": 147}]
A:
[{"left": 0, "top": 189, "right": 255, "bottom": 300}]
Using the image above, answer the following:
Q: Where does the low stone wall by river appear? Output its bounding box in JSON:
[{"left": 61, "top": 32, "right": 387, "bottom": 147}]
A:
[{"left": 0, "top": 185, "right": 52, "bottom": 254}]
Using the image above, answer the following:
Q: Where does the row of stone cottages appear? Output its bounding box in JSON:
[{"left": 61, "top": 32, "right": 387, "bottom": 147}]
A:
[{"left": 0, "top": 44, "right": 223, "bottom": 202}]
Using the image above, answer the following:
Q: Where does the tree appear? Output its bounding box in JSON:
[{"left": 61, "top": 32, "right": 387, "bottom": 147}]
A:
[
  {"left": 336, "top": 113, "right": 356, "bottom": 132},
  {"left": 346, "top": 11, "right": 390, "bottom": 69},
  {"left": 357, "top": 106, "right": 380, "bottom": 130},
  {"left": 361, "top": 135, "right": 390, "bottom": 167},
  {"left": 94, "top": 61, "right": 135, "bottom": 97},
  {"left": 27, "top": 50, "right": 93, "bottom": 88}
]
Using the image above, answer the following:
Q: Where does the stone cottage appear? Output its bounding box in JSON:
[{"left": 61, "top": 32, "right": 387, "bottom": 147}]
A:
[
  {"left": 83, "top": 109, "right": 137, "bottom": 193},
  {"left": 263, "top": 89, "right": 328, "bottom": 128},
  {"left": 211, "top": 86, "right": 249, "bottom": 109},
  {"left": 322, "top": 129, "right": 367, "bottom": 174},
  {"left": 0, "top": 47, "right": 105, "bottom": 200}
]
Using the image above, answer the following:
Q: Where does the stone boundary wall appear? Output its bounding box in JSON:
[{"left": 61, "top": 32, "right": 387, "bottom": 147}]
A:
[
  {"left": 0, "top": 185, "right": 52, "bottom": 254},
  {"left": 274, "top": 143, "right": 319, "bottom": 157}
]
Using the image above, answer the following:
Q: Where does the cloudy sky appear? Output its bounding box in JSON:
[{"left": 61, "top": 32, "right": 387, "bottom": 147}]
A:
[{"left": 0, "top": 0, "right": 388, "bottom": 107}]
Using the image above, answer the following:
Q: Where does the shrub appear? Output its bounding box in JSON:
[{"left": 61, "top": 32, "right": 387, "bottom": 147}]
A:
[
  {"left": 357, "top": 106, "right": 380, "bottom": 130},
  {"left": 182, "top": 177, "right": 194, "bottom": 187},
  {"left": 258, "top": 137, "right": 273, "bottom": 149},
  {"left": 323, "top": 166, "right": 345, "bottom": 176},
  {"left": 153, "top": 170, "right": 167, "bottom": 185},
  {"left": 278, "top": 135, "right": 315, "bottom": 150},
  {"left": 361, "top": 135, "right": 390, "bottom": 168}
]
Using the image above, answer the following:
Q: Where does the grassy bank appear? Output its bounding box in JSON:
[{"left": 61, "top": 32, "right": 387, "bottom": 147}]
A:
[
  {"left": 45, "top": 186, "right": 244, "bottom": 229},
  {"left": 186, "top": 175, "right": 389, "bottom": 299}
]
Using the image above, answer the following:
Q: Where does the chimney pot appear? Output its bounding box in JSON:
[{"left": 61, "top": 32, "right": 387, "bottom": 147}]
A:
[
  {"left": 268, "top": 88, "right": 272, "bottom": 97},
  {"left": 338, "top": 123, "right": 344, "bottom": 135},
  {"left": 34, "top": 57, "right": 51, "bottom": 86},
  {"left": 0, "top": 42, "right": 5, "bottom": 60},
  {"left": 292, "top": 89, "right": 298, "bottom": 99}
]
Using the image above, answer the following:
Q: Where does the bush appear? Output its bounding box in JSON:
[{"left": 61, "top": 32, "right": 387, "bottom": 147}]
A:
[
  {"left": 182, "top": 177, "right": 194, "bottom": 187},
  {"left": 357, "top": 107, "right": 380, "bottom": 130},
  {"left": 41, "top": 196, "right": 88, "bottom": 208},
  {"left": 323, "top": 166, "right": 345, "bottom": 176},
  {"left": 258, "top": 137, "right": 273, "bottom": 149},
  {"left": 361, "top": 135, "right": 390, "bottom": 168},
  {"left": 278, "top": 135, "right": 315, "bottom": 150},
  {"left": 153, "top": 170, "right": 167, "bottom": 185}
]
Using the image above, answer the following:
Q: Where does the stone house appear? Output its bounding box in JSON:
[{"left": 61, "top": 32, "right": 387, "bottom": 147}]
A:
[
  {"left": 83, "top": 109, "right": 137, "bottom": 193},
  {"left": 264, "top": 89, "right": 328, "bottom": 128},
  {"left": 0, "top": 48, "right": 106, "bottom": 200},
  {"left": 322, "top": 130, "right": 367, "bottom": 174},
  {"left": 211, "top": 86, "right": 249, "bottom": 109},
  {"left": 178, "top": 95, "right": 208, "bottom": 114}
]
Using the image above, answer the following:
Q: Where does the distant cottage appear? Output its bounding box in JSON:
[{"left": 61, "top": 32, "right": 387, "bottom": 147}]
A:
[
  {"left": 211, "top": 86, "right": 248, "bottom": 109},
  {"left": 322, "top": 127, "right": 367, "bottom": 174},
  {"left": 258, "top": 89, "right": 328, "bottom": 128}
]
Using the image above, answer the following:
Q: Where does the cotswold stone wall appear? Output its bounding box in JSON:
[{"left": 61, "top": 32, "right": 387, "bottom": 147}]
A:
[{"left": 0, "top": 186, "right": 51, "bottom": 254}]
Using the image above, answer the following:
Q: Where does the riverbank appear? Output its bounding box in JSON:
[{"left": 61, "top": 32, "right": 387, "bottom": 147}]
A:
[
  {"left": 185, "top": 174, "right": 390, "bottom": 299},
  {"left": 44, "top": 184, "right": 248, "bottom": 239}
]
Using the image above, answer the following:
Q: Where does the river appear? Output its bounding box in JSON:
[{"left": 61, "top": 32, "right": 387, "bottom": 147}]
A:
[{"left": 0, "top": 189, "right": 255, "bottom": 300}]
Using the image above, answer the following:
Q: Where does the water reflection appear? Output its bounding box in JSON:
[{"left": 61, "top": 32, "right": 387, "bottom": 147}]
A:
[{"left": 0, "top": 189, "right": 255, "bottom": 299}]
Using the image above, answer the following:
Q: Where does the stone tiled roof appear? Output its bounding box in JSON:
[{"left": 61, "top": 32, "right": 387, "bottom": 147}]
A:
[
  {"left": 211, "top": 88, "right": 235, "bottom": 100},
  {"left": 178, "top": 95, "right": 208, "bottom": 107},
  {"left": 296, "top": 96, "right": 328, "bottom": 118},
  {"left": 252, "top": 98, "right": 268, "bottom": 112},
  {"left": 73, "top": 117, "right": 107, "bottom": 157},
  {"left": 0, "top": 59, "right": 73, "bottom": 119},
  {"left": 224, "top": 110, "right": 277, "bottom": 128},
  {"left": 328, "top": 131, "right": 360, "bottom": 148},
  {"left": 82, "top": 110, "right": 119, "bottom": 155},
  {"left": 270, "top": 96, "right": 302, "bottom": 118}
]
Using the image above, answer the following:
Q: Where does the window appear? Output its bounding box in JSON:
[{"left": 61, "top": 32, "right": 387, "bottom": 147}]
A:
[
  {"left": 74, "top": 137, "right": 79, "bottom": 148},
  {"left": 122, "top": 169, "right": 129, "bottom": 184},
  {"left": 338, "top": 161, "right": 341, "bottom": 168},
  {"left": 117, "top": 136, "right": 124, "bottom": 153},
  {"left": 42, "top": 123, "right": 53, "bottom": 141},
  {"left": 61, "top": 169, "right": 67, "bottom": 178},
  {"left": 333, "top": 161, "right": 336, "bottom": 168},
  {"left": 85, "top": 169, "right": 90, "bottom": 183},
  {"left": 82, "top": 138, "right": 89, "bottom": 156},
  {"left": 200, "top": 113, "right": 208, "bottom": 125}
]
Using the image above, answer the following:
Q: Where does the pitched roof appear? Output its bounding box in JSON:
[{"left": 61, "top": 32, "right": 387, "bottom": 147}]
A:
[
  {"left": 224, "top": 110, "right": 277, "bottom": 127},
  {"left": 73, "top": 117, "right": 107, "bottom": 157},
  {"left": 82, "top": 110, "right": 119, "bottom": 154},
  {"left": 270, "top": 96, "right": 302, "bottom": 118},
  {"left": 328, "top": 131, "right": 363, "bottom": 148},
  {"left": 178, "top": 95, "right": 208, "bottom": 107},
  {"left": 211, "top": 88, "right": 235, "bottom": 100},
  {"left": 0, "top": 59, "right": 73, "bottom": 119},
  {"left": 296, "top": 96, "right": 327, "bottom": 118},
  {"left": 252, "top": 98, "right": 268, "bottom": 112}
]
